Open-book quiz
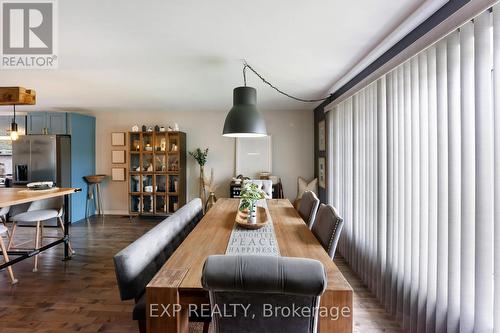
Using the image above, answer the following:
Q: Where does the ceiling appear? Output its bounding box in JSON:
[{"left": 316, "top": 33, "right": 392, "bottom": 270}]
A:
[{"left": 0, "top": 0, "right": 426, "bottom": 113}]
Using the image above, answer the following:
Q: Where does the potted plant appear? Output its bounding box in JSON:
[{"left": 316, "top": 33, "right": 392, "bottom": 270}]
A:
[
  {"left": 239, "top": 183, "right": 265, "bottom": 224},
  {"left": 189, "top": 148, "right": 209, "bottom": 207}
]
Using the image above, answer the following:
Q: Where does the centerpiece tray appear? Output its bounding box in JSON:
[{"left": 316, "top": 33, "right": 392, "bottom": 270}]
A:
[{"left": 235, "top": 206, "right": 269, "bottom": 230}]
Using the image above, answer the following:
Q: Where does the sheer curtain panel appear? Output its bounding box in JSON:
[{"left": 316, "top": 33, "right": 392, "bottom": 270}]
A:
[{"left": 327, "top": 5, "right": 499, "bottom": 332}]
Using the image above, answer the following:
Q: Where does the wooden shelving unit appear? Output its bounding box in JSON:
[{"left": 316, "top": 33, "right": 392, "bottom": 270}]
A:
[{"left": 128, "top": 131, "right": 186, "bottom": 216}]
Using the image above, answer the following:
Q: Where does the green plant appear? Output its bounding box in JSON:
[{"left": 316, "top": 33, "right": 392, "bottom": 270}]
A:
[
  {"left": 239, "top": 182, "right": 265, "bottom": 211},
  {"left": 189, "top": 148, "right": 209, "bottom": 166}
]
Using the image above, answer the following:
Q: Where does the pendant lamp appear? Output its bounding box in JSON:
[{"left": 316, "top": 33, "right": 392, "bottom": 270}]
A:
[
  {"left": 10, "top": 105, "right": 18, "bottom": 141},
  {"left": 222, "top": 61, "right": 332, "bottom": 137},
  {"left": 222, "top": 86, "right": 267, "bottom": 137}
]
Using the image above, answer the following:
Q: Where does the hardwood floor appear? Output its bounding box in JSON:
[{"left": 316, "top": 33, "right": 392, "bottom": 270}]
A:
[
  {"left": 334, "top": 258, "right": 402, "bottom": 333},
  {"left": 0, "top": 216, "right": 401, "bottom": 333}
]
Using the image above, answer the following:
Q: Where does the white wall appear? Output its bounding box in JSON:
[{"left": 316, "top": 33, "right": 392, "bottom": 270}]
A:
[{"left": 93, "top": 109, "right": 313, "bottom": 214}]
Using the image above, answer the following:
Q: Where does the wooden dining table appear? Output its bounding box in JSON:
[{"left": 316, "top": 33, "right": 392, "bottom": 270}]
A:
[
  {"left": 147, "top": 198, "right": 353, "bottom": 332},
  {"left": 0, "top": 187, "right": 80, "bottom": 270}
]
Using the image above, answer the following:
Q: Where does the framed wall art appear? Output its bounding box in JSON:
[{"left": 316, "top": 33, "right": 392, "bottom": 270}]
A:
[
  {"left": 112, "top": 150, "right": 126, "bottom": 164},
  {"left": 318, "top": 120, "right": 326, "bottom": 151},
  {"left": 318, "top": 157, "right": 326, "bottom": 188},
  {"left": 235, "top": 136, "right": 272, "bottom": 178},
  {"left": 111, "top": 132, "right": 126, "bottom": 146},
  {"left": 111, "top": 167, "right": 126, "bottom": 181}
]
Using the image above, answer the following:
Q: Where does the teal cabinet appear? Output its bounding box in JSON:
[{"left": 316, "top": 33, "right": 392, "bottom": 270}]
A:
[
  {"left": 27, "top": 113, "right": 47, "bottom": 134},
  {"left": 27, "top": 112, "right": 67, "bottom": 134},
  {"left": 47, "top": 113, "right": 67, "bottom": 134},
  {"left": 68, "top": 113, "right": 95, "bottom": 222}
]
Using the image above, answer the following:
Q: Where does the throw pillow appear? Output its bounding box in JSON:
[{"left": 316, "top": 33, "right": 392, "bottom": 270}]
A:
[{"left": 294, "top": 177, "right": 318, "bottom": 208}]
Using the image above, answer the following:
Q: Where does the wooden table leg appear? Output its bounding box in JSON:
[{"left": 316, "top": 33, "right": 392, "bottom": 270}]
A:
[
  {"left": 319, "top": 289, "right": 353, "bottom": 332},
  {"left": 146, "top": 269, "right": 190, "bottom": 333},
  {"left": 147, "top": 286, "right": 188, "bottom": 333},
  {"left": 0, "top": 235, "right": 17, "bottom": 284},
  {"left": 63, "top": 194, "right": 72, "bottom": 261}
]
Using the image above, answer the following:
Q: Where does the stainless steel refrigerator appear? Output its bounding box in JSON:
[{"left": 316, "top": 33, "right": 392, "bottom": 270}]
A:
[
  {"left": 10, "top": 114, "right": 95, "bottom": 223},
  {"left": 12, "top": 135, "right": 71, "bottom": 187}
]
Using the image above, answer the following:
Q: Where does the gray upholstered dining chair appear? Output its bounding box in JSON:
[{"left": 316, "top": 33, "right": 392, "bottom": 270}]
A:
[
  {"left": 202, "top": 255, "right": 327, "bottom": 333},
  {"left": 9, "top": 197, "right": 74, "bottom": 272},
  {"left": 297, "top": 191, "right": 320, "bottom": 229},
  {"left": 246, "top": 179, "right": 273, "bottom": 198},
  {"left": 311, "top": 204, "right": 344, "bottom": 259},
  {"left": 0, "top": 224, "right": 17, "bottom": 284}
]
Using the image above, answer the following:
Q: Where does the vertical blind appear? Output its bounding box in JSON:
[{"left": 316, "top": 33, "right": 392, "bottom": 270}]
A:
[{"left": 328, "top": 5, "right": 499, "bottom": 332}]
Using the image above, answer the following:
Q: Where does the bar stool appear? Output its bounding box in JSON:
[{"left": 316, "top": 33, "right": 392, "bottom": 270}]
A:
[
  {"left": 83, "top": 175, "right": 107, "bottom": 218},
  {"left": 0, "top": 224, "right": 17, "bottom": 284},
  {"left": 10, "top": 198, "right": 74, "bottom": 272}
]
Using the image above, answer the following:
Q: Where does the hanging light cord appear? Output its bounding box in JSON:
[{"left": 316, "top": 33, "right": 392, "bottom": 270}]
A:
[
  {"left": 12, "top": 104, "right": 16, "bottom": 122},
  {"left": 242, "top": 61, "right": 332, "bottom": 103}
]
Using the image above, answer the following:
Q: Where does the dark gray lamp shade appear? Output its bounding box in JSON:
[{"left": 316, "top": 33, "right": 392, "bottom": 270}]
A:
[{"left": 222, "top": 86, "right": 267, "bottom": 137}]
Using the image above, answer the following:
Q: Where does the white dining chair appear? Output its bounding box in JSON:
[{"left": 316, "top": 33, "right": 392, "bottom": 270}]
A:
[
  {"left": 0, "top": 206, "right": 10, "bottom": 239},
  {"left": 10, "top": 197, "right": 74, "bottom": 272},
  {"left": 246, "top": 179, "right": 273, "bottom": 198}
]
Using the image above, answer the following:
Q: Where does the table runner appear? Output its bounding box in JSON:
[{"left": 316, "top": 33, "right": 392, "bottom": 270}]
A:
[{"left": 225, "top": 199, "right": 280, "bottom": 256}]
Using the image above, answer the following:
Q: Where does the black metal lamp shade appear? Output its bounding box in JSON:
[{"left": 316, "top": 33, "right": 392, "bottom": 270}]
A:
[{"left": 222, "top": 86, "right": 267, "bottom": 137}]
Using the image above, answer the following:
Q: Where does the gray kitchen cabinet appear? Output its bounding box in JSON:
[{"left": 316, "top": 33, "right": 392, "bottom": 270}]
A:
[{"left": 27, "top": 112, "right": 67, "bottom": 134}]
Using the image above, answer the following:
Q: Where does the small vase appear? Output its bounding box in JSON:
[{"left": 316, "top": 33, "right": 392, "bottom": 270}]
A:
[
  {"left": 247, "top": 202, "right": 257, "bottom": 224},
  {"left": 199, "top": 165, "right": 207, "bottom": 210},
  {"left": 205, "top": 192, "right": 217, "bottom": 212}
]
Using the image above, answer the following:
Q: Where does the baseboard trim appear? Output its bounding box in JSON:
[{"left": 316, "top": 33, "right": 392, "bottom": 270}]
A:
[{"left": 102, "top": 209, "right": 129, "bottom": 215}]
